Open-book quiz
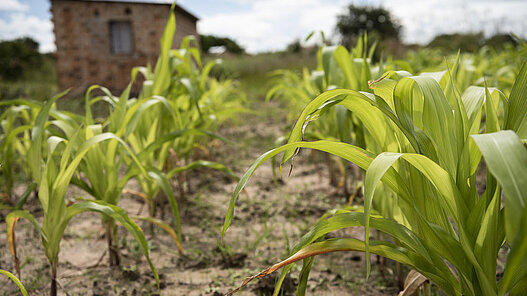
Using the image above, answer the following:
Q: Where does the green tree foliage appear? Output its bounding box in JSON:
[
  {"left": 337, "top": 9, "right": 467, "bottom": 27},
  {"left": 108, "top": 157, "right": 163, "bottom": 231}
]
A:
[
  {"left": 484, "top": 33, "right": 520, "bottom": 50},
  {"left": 428, "top": 32, "right": 485, "bottom": 53},
  {"left": 0, "top": 38, "right": 43, "bottom": 81},
  {"left": 200, "top": 34, "right": 244, "bottom": 54},
  {"left": 336, "top": 5, "right": 401, "bottom": 47},
  {"left": 286, "top": 38, "right": 302, "bottom": 53},
  {"left": 428, "top": 32, "right": 521, "bottom": 53}
]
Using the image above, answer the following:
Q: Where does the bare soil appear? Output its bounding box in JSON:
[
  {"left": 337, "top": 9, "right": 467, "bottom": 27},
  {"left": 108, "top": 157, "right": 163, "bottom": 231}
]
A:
[{"left": 0, "top": 101, "right": 400, "bottom": 295}]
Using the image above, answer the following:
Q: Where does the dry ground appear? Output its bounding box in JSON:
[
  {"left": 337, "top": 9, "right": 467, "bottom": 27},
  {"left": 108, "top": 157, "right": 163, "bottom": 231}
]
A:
[{"left": 0, "top": 101, "right": 401, "bottom": 295}]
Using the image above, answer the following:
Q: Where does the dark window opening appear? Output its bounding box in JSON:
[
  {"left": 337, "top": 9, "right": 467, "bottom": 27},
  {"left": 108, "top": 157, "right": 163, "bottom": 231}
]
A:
[
  {"left": 109, "top": 21, "right": 132, "bottom": 54},
  {"left": 125, "top": 7, "right": 132, "bottom": 15},
  {"left": 94, "top": 9, "right": 99, "bottom": 17}
]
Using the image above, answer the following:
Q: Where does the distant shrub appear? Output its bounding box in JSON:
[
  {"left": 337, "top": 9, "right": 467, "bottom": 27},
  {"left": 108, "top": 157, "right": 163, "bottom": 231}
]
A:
[{"left": 0, "top": 37, "right": 44, "bottom": 81}]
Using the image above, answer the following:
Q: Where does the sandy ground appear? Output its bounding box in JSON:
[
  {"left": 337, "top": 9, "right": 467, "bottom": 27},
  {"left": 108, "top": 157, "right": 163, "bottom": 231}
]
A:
[{"left": 0, "top": 102, "right": 400, "bottom": 296}]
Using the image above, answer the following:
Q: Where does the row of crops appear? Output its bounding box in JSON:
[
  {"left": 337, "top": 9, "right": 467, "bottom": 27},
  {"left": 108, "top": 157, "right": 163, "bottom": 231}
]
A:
[
  {"left": 2, "top": 5, "right": 527, "bottom": 296},
  {"left": 225, "top": 37, "right": 527, "bottom": 295},
  {"left": 0, "top": 7, "right": 245, "bottom": 295}
]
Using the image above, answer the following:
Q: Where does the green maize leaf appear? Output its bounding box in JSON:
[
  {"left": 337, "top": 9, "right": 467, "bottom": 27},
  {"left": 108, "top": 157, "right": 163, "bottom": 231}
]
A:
[
  {"left": 474, "top": 186, "right": 503, "bottom": 286},
  {"left": 117, "top": 95, "right": 176, "bottom": 137},
  {"left": 280, "top": 211, "right": 459, "bottom": 292},
  {"left": 146, "top": 168, "right": 182, "bottom": 243},
  {"left": 321, "top": 45, "right": 337, "bottom": 86},
  {"left": 499, "top": 205, "right": 527, "bottom": 295},
  {"left": 296, "top": 256, "right": 315, "bottom": 296},
  {"left": 394, "top": 76, "right": 458, "bottom": 177},
  {"left": 0, "top": 269, "right": 28, "bottom": 296},
  {"left": 29, "top": 91, "right": 67, "bottom": 183},
  {"left": 6, "top": 210, "right": 48, "bottom": 276},
  {"left": 283, "top": 89, "right": 418, "bottom": 163},
  {"left": 131, "top": 215, "right": 183, "bottom": 253},
  {"left": 138, "top": 128, "right": 230, "bottom": 158},
  {"left": 229, "top": 238, "right": 459, "bottom": 296},
  {"left": 333, "top": 46, "right": 358, "bottom": 90},
  {"left": 360, "top": 56, "right": 372, "bottom": 91},
  {"left": 335, "top": 105, "right": 352, "bottom": 143},
  {"left": 152, "top": 3, "right": 176, "bottom": 95},
  {"left": 53, "top": 132, "right": 146, "bottom": 207},
  {"left": 14, "top": 182, "right": 37, "bottom": 210},
  {"left": 0, "top": 125, "right": 32, "bottom": 152},
  {"left": 6, "top": 210, "right": 48, "bottom": 244},
  {"left": 166, "top": 160, "right": 239, "bottom": 181},
  {"left": 472, "top": 131, "right": 527, "bottom": 244},
  {"left": 70, "top": 177, "right": 96, "bottom": 197},
  {"left": 41, "top": 131, "right": 149, "bottom": 263},
  {"left": 364, "top": 152, "right": 402, "bottom": 278},
  {"left": 399, "top": 153, "right": 465, "bottom": 225},
  {"left": 0, "top": 98, "right": 42, "bottom": 109},
  {"left": 222, "top": 140, "right": 415, "bottom": 238},
  {"left": 47, "top": 136, "right": 67, "bottom": 156},
  {"left": 50, "top": 119, "right": 78, "bottom": 139},
  {"left": 504, "top": 62, "right": 527, "bottom": 138},
  {"left": 472, "top": 131, "right": 527, "bottom": 294},
  {"left": 370, "top": 77, "right": 397, "bottom": 110},
  {"left": 484, "top": 86, "right": 501, "bottom": 134},
  {"left": 339, "top": 93, "right": 399, "bottom": 151},
  {"left": 463, "top": 86, "right": 487, "bottom": 124},
  {"left": 85, "top": 85, "right": 103, "bottom": 125},
  {"left": 66, "top": 200, "right": 159, "bottom": 286},
  {"left": 200, "top": 59, "right": 218, "bottom": 90},
  {"left": 509, "top": 273, "right": 527, "bottom": 296},
  {"left": 109, "top": 80, "right": 135, "bottom": 133}
]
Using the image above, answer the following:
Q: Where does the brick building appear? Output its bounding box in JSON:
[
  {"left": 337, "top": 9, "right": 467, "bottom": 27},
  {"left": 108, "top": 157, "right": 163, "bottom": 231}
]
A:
[{"left": 50, "top": 0, "right": 198, "bottom": 95}]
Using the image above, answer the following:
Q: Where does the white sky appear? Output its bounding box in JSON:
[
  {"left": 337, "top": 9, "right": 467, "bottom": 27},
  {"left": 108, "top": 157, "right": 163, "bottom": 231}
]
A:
[{"left": 0, "top": 0, "right": 526, "bottom": 53}]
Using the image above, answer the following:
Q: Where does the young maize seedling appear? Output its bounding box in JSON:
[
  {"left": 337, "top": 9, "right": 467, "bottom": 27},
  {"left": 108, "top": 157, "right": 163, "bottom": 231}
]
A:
[{"left": 6, "top": 94, "right": 158, "bottom": 296}]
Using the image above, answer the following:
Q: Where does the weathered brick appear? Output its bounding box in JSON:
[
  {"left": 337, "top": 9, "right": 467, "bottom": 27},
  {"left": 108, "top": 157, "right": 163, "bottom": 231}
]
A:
[{"left": 50, "top": 0, "right": 199, "bottom": 96}]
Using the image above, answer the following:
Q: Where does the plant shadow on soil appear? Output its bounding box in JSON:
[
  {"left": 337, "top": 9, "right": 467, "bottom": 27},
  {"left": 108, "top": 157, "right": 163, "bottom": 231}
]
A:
[{"left": 0, "top": 100, "right": 400, "bottom": 296}]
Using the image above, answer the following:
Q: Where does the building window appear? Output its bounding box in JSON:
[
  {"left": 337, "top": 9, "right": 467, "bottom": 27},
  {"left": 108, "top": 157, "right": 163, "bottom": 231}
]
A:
[{"left": 109, "top": 21, "right": 132, "bottom": 54}]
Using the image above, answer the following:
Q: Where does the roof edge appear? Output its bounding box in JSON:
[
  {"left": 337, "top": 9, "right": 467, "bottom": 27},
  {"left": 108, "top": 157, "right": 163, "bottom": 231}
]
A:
[{"left": 50, "top": 0, "right": 199, "bottom": 21}]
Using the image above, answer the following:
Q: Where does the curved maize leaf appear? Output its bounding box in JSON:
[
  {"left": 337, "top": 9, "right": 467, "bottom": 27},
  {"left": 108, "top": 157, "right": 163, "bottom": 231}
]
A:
[
  {"left": 6, "top": 210, "right": 48, "bottom": 277},
  {"left": 222, "top": 140, "right": 414, "bottom": 238},
  {"left": 131, "top": 215, "right": 183, "bottom": 253},
  {"left": 166, "top": 160, "right": 238, "bottom": 181},
  {"left": 472, "top": 131, "right": 527, "bottom": 294},
  {"left": 227, "top": 238, "right": 460, "bottom": 296},
  {"left": 66, "top": 200, "right": 159, "bottom": 286},
  {"left": 0, "top": 269, "right": 28, "bottom": 296},
  {"left": 146, "top": 168, "right": 182, "bottom": 243}
]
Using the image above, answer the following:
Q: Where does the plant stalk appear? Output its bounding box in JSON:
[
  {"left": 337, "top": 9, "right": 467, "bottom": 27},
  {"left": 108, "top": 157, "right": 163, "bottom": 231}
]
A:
[
  {"left": 50, "top": 261, "right": 57, "bottom": 296},
  {"left": 106, "top": 221, "right": 120, "bottom": 266}
]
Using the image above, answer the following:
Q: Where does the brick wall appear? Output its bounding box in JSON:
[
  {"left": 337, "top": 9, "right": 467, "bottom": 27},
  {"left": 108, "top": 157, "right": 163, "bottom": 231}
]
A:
[{"left": 50, "top": 0, "right": 198, "bottom": 96}]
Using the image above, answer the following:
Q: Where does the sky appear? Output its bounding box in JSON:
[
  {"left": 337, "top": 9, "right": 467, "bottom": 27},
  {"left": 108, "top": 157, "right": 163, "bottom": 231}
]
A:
[{"left": 0, "top": 0, "right": 526, "bottom": 53}]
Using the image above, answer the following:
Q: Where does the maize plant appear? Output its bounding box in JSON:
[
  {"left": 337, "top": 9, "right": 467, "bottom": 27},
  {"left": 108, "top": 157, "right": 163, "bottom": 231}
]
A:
[
  {"left": 0, "top": 98, "right": 83, "bottom": 209},
  {"left": 223, "top": 60, "right": 527, "bottom": 295},
  {"left": 5, "top": 94, "right": 158, "bottom": 296},
  {"left": 66, "top": 80, "right": 173, "bottom": 266},
  {"left": 266, "top": 35, "right": 383, "bottom": 193},
  {"left": 0, "top": 101, "right": 34, "bottom": 205},
  {"left": 70, "top": 3, "right": 239, "bottom": 263},
  {"left": 128, "top": 3, "right": 242, "bottom": 215},
  {"left": 391, "top": 37, "right": 527, "bottom": 94}
]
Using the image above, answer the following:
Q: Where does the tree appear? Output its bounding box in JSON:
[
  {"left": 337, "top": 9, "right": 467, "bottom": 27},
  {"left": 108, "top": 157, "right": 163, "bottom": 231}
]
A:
[
  {"left": 427, "top": 32, "right": 484, "bottom": 53},
  {"left": 484, "top": 33, "right": 520, "bottom": 50},
  {"left": 0, "top": 37, "right": 43, "bottom": 81},
  {"left": 199, "top": 34, "right": 244, "bottom": 54},
  {"left": 286, "top": 38, "right": 302, "bottom": 53},
  {"left": 336, "top": 5, "right": 401, "bottom": 47}
]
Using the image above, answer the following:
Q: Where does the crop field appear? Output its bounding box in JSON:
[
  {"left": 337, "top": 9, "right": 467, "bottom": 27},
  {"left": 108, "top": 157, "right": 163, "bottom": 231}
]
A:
[{"left": 1, "top": 4, "right": 527, "bottom": 296}]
